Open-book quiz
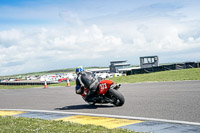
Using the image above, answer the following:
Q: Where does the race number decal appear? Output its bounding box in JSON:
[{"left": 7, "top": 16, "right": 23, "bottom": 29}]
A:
[{"left": 100, "top": 83, "right": 107, "bottom": 90}]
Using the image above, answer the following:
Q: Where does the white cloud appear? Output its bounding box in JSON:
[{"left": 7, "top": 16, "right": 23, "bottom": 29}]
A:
[
  {"left": 0, "top": 25, "right": 125, "bottom": 75},
  {"left": 1, "top": 16, "right": 200, "bottom": 76},
  {"left": 1, "top": 1, "right": 200, "bottom": 75}
]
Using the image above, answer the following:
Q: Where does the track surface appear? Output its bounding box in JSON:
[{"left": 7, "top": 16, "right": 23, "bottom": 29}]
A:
[{"left": 1, "top": 80, "right": 200, "bottom": 123}]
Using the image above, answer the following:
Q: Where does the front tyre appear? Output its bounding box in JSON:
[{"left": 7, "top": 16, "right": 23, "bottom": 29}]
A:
[{"left": 108, "top": 88, "right": 125, "bottom": 106}]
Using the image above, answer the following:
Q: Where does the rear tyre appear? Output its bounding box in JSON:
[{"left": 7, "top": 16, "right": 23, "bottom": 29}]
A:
[{"left": 108, "top": 88, "right": 125, "bottom": 106}]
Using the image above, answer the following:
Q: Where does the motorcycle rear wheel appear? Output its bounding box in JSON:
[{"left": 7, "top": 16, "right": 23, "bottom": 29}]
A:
[{"left": 108, "top": 88, "right": 125, "bottom": 106}]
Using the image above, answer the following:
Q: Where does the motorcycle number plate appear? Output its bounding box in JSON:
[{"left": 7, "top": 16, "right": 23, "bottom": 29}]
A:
[
  {"left": 100, "top": 83, "right": 107, "bottom": 90},
  {"left": 99, "top": 83, "right": 108, "bottom": 94}
]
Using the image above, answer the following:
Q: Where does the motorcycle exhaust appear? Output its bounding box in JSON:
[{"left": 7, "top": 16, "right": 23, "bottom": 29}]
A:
[{"left": 113, "top": 84, "right": 121, "bottom": 90}]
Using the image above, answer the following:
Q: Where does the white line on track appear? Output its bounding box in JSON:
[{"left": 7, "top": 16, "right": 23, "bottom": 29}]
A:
[{"left": 1, "top": 109, "right": 200, "bottom": 126}]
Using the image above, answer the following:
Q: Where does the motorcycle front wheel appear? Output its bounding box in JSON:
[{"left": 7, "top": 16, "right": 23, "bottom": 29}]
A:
[{"left": 108, "top": 88, "right": 125, "bottom": 106}]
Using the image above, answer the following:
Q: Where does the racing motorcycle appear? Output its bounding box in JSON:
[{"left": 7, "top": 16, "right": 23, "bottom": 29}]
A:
[{"left": 80, "top": 79, "right": 125, "bottom": 106}]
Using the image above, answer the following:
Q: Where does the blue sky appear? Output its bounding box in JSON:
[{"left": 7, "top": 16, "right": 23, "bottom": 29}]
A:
[{"left": 0, "top": 0, "right": 200, "bottom": 76}]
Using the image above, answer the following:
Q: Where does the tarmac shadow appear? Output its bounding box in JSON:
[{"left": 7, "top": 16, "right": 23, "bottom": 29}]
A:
[{"left": 55, "top": 104, "right": 114, "bottom": 110}]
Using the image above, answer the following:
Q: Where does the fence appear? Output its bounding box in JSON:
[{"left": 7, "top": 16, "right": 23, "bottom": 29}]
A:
[{"left": 126, "top": 62, "right": 200, "bottom": 75}]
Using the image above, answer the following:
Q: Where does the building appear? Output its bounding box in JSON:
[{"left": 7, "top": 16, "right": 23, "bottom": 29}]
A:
[
  {"left": 140, "top": 56, "right": 159, "bottom": 68},
  {"left": 109, "top": 60, "right": 131, "bottom": 73},
  {"left": 87, "top": 68, "right": 109, "bottom": 73}
]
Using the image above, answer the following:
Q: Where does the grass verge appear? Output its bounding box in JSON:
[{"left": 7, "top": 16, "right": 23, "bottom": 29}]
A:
[
  {"left": 0, "top": 85, "right": 43, "bottom": 89},
  {"left": 49, "top": 81, "right": 76, "bottom": 87},
  {"left": 0, "top": 82, "right": 76, "bottom": 89},
  {"left": 0, "top": 116, "right": 137, "bottom": 133},
  {"left": 110, "top": 68, "right": 200, "bottom": 84}
]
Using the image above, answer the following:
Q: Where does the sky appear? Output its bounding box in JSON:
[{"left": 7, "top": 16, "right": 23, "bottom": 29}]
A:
[{"left": 0, "top": 0, "right": 200, "bottom": 76}]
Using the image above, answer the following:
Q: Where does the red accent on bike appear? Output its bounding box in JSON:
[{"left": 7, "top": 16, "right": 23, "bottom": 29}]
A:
[
  {"left": 98, "top": 80, "right": 114, "bottom": 94},
  {"left": 81, "top": 88, "right": 88, "bottom": 97}
]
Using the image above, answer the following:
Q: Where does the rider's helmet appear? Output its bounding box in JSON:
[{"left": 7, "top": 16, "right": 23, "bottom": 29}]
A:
[{"left": 75, "top": 66, "right": 84, "bottom": 74}]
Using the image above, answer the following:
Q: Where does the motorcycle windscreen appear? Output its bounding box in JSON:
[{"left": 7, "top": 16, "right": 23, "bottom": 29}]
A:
[{"left": 98, "top": 80, "right": 113, "bottom": 94}]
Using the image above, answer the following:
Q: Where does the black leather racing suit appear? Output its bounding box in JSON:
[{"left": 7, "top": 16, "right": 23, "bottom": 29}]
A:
[{"left": 76, "top": 71, "right": 99, "bottom": 102}]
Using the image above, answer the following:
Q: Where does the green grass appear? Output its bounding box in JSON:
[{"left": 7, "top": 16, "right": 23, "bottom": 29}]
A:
[
  {"left": 0, "top": 81, "right": 76, "bottom": 89},
  {"left": 110, "top": 68, "right": 200, "bottom": 84},
  {"left": 0, "top": 116, "right": 137, "bottom": 133},
  {"left": 49, "top": 81, "right": 76, "bottom": 87},
  {"left": 0, "top": 85, "right": 43, "bottom": 89}
]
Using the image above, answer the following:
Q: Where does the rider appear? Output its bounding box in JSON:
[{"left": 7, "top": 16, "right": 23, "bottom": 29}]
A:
[{"left": 75, "top": 66, "right": 99, "bottom": 102}]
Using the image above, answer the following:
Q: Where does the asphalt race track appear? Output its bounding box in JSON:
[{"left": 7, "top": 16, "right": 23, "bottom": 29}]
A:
[{"left": 1, "top": 80, "right": 200, "bottom": 123}]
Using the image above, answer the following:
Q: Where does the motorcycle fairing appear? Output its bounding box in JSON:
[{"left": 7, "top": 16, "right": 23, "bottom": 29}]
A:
[{"left": 98, "top": 80, "right": 114, "bottom": 94}]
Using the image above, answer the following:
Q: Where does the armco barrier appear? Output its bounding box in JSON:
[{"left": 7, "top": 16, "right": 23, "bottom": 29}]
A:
[
  {"left": 197, "top": 62, "right": 200, "bottom": 68},
  {"left": 127, "top": 62, "right": 199, "bottom": 76},
  {"left": 162, "top": 64, "right": 176, "bottom": 70},
  {"left": 0, "top": 81, "right": 59, "bottom": 86},
  {"left": 175, "top": 63, "right": 185, "bottom": 69},
  {"left": 184, "top": 62, "right": 197, "bottom": 68}
]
